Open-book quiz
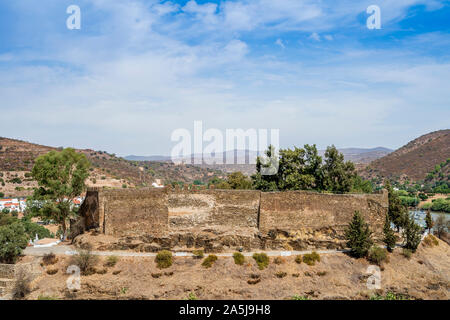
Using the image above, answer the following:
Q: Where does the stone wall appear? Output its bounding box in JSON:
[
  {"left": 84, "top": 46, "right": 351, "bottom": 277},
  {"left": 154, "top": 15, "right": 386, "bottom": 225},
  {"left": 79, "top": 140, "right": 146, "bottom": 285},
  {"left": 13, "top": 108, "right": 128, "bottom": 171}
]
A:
[
  {"left": 259, "top": 190, "right": 387, "bottom": 238},
  {"left": 79, "top": 188, "right": 388, "bottom": 248},
  {"left": 168, "top": 190, "right": 260, "bottom": 230}
]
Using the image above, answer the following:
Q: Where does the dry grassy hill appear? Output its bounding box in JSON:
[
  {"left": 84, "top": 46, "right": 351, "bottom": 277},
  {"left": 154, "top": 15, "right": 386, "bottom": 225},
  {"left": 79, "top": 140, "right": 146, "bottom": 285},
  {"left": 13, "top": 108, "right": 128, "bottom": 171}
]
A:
[
  {"left": 361, "top": 130, "right": 450, "bottom": 183},
  {"left": 0, "top": 137, "right": 224, "bottom": 197}
]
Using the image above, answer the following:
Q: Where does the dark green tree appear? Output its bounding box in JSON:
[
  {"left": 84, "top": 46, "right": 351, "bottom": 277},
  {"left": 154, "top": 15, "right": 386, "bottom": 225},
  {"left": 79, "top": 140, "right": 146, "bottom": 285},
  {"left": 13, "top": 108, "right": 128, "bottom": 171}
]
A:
[
  {"left": 322, "top": 145, "right": 356, "bottom": 193},
  {"left": 251, "top": 145, "right": 279, "bottom": 191},
  {"left": 383, "top": 214, "right": 397, "bottom": 252},
  {"left": 345, "top": 211, "right": 373, "bottom": 258},
  {"left": 425, "top": 210, "right": 433, "bottom": 233},
  {"left": 0, "top": 222, "right": 29, "bottom": 263},
  {"left": 385, "top": 180, "right": 408, "bottom": 232},
  {"left": 30, "top": 148, "right": 90, "bottom": 239},
  {"left": 403, "top": 214, "right": 423, "bottom": 252}
]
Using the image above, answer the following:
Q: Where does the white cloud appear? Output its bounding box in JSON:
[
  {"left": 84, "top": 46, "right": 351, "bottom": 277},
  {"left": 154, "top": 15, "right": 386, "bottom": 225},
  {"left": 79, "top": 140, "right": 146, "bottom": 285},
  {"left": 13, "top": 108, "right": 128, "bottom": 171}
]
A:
[
  {"left": 309, "top": 32, "right": 321, "bottom": 41},
  {"left": 275, "top": 38, "right": 285, "bottom": 49}
]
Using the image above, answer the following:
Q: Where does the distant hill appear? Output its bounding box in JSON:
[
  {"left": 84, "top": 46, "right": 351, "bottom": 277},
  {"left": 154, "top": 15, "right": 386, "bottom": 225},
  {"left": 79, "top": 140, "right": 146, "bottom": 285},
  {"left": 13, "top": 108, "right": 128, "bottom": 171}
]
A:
[
  {"left": 0, "top": 137, "right": 225, "bottom": 197},
  {"left": 361, "top": 130, "right": 450, "bottom": 183},
  {"left": 127, "top": 147, "right": 391, "bottom": 176},
  {"left": 124, "top": 155, "right": 171, "bottom": 161}
]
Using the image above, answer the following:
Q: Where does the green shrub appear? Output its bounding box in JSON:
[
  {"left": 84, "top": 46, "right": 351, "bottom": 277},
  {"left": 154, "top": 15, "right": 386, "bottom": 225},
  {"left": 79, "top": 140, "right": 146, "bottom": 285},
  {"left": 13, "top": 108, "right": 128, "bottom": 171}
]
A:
[
  {"left": 367, "top": 246, "right": 388, "bottom": 265},
  {"left": 202, "top": 255, "right": 218, "bottom": 268},
  {"left": 302, "top": 252, "right": 320, "bottom": 266},
  {"left": 0, "top": 222, "right": 29, "bottom": 264},
  {"left": 155, "top": 250, "right": 173, "bottom": 269},
  {"left": 370, "top": 292, "right": 410, "bottom": 300},
  {"left": 186, "top": 292, "right": 198, "bottom": 300},
  {"left": 105, "top": 255, "right": 118, "bottom": 267},
  {"left": 422, "top": 234, "right": 439, "bottom": 247},
  {"left": 275, "top": 271, "right": 287, "bottom": 278},
  {"left": 192, "top": 250, "right": 204, "bottom": 259},
  {"left": 69, "top": 247, "right": 99, "bottom": 275},
  {"left": 295, "top": 255, "right": 302, "bottom": 264},
  {"left": 402, "top": 248, "right": 412, "bottom": 260},
  {"left": 252, "top": 253, "right": 269, "bottom": 270},
  {"left": 233, "top": 252, "right": 245, "bottom": 265}
]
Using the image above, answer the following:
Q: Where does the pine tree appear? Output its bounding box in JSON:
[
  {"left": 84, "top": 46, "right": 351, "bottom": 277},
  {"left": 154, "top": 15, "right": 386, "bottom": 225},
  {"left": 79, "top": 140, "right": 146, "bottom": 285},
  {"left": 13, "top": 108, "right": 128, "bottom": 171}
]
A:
[
  {"left": 385, "top": 180, "right": 408, "bottom": 232},
  {"left": 345, "top": 211, "right": 373, "bottom": 258},
  {"left": 383, "top": 213, "right": 397, "bottom": 252},
  {"left": 404, "top": 214, "right": 423, "bottom": 253},
  {"left": 425, "top": 210, "right": 433, "bottom": 233}
]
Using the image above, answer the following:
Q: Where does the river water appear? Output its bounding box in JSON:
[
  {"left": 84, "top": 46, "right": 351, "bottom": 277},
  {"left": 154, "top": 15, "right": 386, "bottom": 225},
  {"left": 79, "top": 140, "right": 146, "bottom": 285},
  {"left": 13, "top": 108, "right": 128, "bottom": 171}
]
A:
[{"left": 409, "top": 209, "right": 449, "bottom": 230}]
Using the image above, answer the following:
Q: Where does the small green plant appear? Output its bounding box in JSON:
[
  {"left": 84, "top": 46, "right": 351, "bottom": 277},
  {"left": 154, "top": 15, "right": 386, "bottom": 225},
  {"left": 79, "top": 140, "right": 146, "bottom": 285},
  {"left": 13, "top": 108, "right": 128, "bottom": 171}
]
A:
[
  {"left": 120, "top": 287, "right": 128, "bottom": 295},
  {"left": 367, "top": 246, "right": 388, "bottom": 266},
  {"left": 317, "top": 271, "right": 327, "bottom": 276},
  {"left": 423, "top": 234, "right": 439, "bottom": 247},
  {"left": 186, "top": 292, "right": 198, "bottom": 300},
  {"left": 105, "top": 255, "right": 118, "bottom": 267},
  {"left": 402, "top": 248, "right": 412, "bottom": 260},
  {"left": 155, "top": 250, "right": 173, "bottom": 269},
  {"left": 292, "top": 273, "right": 300, "bottom": 277},
  {"left": 192, "top": 249, "right": 204, "bottom": 259},
  {"left": 292, "top": 295, "right": 309, "bottom": 300},
  {"left": 302, "top": 252, "right": 320, "bottom": 266},
  {"left": 370, "top": 292, "right": 410, "bottom": 300},
  {"left": 252, "top": 253, "right": 269, "bottom": 270},
  {"left": 295, "top": 255, "right": 302, "bottom": 264},
  {"left": 233, "top": 252, "right": 245, "bottom": 265},
  {"left": 202, "top": 254, "right": 218, "bottom": 268}
]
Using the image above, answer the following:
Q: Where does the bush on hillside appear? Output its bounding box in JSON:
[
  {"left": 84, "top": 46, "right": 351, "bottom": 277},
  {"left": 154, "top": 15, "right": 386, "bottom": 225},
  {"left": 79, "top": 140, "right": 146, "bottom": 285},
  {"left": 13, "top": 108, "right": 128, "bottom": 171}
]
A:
[
  {"left": 233, "top": 252, "right": 245, "bottom": 265},
  {"left": 252, "top": 253, "right": 269, "bottom": 270},
  {"left": 202, "top": 255, "right": 218, "bottom": 268},
  {"left": 367, "top": 246, "right": 388, "bottom": 266},
  {"left": 155, "top": 250, "right": 172, "bottom": 269}
]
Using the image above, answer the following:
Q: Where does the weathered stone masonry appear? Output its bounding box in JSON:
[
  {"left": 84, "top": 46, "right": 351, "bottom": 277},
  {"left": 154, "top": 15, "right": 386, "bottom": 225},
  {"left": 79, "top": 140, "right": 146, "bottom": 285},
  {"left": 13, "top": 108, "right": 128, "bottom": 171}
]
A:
[{"left": 78, "top": 187, "right": 388, "bottom": 251}]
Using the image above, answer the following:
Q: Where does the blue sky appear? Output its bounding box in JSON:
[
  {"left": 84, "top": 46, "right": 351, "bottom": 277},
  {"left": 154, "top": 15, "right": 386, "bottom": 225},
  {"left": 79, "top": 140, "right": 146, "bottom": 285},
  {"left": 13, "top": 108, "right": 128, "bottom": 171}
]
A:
[{"left": 0, "top": 0, "right": 449, "bottom": 156}]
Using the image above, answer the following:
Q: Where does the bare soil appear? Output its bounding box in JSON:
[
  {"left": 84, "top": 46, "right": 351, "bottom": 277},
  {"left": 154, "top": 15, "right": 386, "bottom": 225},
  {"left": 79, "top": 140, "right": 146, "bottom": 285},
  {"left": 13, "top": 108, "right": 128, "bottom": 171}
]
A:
[{"left": 25, "top": 239, "right": 449, "bottom": 300}]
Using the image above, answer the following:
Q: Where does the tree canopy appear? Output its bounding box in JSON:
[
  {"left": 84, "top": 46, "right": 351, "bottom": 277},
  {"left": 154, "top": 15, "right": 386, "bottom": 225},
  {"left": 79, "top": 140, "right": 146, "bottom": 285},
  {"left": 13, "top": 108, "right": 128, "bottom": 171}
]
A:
[
  {"left": 251, "top": 144, "right": 368, "bottom": 193},
  {"left": 30, "top": 148, "right": 90, "bottom": 238}
]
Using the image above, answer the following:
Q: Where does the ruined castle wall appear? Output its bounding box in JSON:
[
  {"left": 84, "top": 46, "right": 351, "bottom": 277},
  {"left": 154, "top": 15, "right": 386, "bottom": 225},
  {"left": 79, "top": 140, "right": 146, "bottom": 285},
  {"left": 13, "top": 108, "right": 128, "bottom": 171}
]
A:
[
  {"left": 101, "top": 188, "right": 168, "bottom": 237},
  {"left": 168, "top": 190, "right": 260, "bottom": 230},
  {"left": 80, "top": 188, "right": 388, "bottom": 246},
  {"left": 259, "top": 190, "right": 388, "bottom": 238}
]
